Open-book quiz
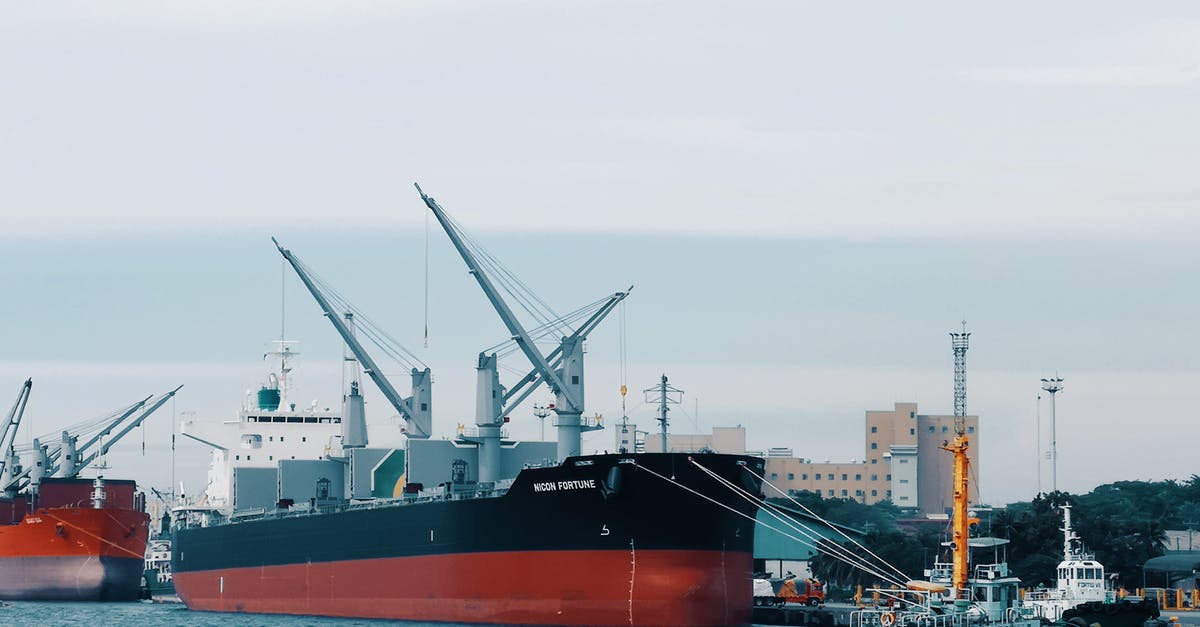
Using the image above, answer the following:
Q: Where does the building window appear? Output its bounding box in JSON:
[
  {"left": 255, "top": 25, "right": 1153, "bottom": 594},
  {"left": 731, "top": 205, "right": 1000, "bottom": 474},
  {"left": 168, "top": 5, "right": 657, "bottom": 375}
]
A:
[
  {"left": 870, "top": 442, "right": 878, "bottom": 450},
  {"left": 247, "top": 455, "right": 251, "bottom": 461},
  {"left": 841, "top": 474, "right": 847, "bottom": 481},
  {"left": 899, "top": 479, "right": 909, "bottom": 484},
  {"left": 280, "top": 436, "right": 285, "bottom": 442},
  {"left": 841, "top": 489, "right": 848, "bottom": 497},
  {"left": 770, "top": 473, "right": 778, "bottom": 480},
  {"left": 910, "top": 412, "right": 915, "bottom": 418},
  {"left": 235, "top": 455, "right": 240, "bottom": 461},
  {"left": 909, "top": 428, "right": 915, "bottom": 435},
  {"left": 827, "top": 490, "right": 834, "bottom": 496},
  {"left": 887, "top": 490, "right": 892, "bottom": 497},
  {"left": 871, "top": 426, "right": 878, "bottom": 433},
  {"left": 871, "top": 474, "right": 878, "bottom": 481},
  {"left": 899, "top": 495, "right": 909, "bottom": 500},
  {"left": 855, "top": 474, "right": 861, "bottom": 481},
  {"left": 302, "top": 437, "right": 307, "bottom": 442},
  {"left": 802, "top": 473, "right": 808, "bottom": 480},
  {"left": 968, "top": 426, "right": 975, "bottom": 433},
  {"left": 871, "top": 458, "right": 877, "bottom": 465},
  {"left": 899, "top": 459, "right": 909, "bottom": 464},
  {"left": 787, "top": 473, "right": 795, "bottom": 480},
  {"left": 886, "top": 474, "right": 892, "bottom": 480},
  {"left": 269, "top": 436, "right": 274, "bottom": 442},
  {"left": 871, "top": 490, "right": 878, "bottom": 496},
  {"left": 942, "top": 426, "right": 948, "bottom": 433},
  {"left": 815, "top": 473, "right": 821, "bottom": 480},
  {"left": 928, "top": 426, "right": 935, "bottom": 433},
  {"left": 269, "top": 455, "right": 273, "bottom": 461},
  {"left": 855, "top": 489, "right": 863, "bottom": 496}
]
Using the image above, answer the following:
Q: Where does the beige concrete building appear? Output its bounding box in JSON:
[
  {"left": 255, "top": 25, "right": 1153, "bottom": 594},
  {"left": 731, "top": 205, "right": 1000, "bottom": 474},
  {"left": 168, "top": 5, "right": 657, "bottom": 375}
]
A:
[
  {"left": 642, "top": 426, "right": 748, "bottom": 455},
  {"left": 652, "top": 403, "right": 979, "bottom": 514}
]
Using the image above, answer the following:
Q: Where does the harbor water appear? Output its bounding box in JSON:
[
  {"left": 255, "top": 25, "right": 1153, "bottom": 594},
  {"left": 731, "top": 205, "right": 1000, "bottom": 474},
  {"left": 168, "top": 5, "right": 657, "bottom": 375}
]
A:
[{"left": 2, "top": 601, "right": 455, "bottom": 627}]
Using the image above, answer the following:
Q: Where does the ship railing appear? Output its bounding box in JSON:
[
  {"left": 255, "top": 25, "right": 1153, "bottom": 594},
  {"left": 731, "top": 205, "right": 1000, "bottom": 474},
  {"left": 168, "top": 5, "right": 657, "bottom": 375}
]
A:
[
  {"left": 458, "top": 427, "right": 510, "bottom": 439},
  {"left": 202, "top": 484, "right": 517, "bottom": 527},
  {"left": 851, "top": 608, "right": 968, "bottom": 627}
]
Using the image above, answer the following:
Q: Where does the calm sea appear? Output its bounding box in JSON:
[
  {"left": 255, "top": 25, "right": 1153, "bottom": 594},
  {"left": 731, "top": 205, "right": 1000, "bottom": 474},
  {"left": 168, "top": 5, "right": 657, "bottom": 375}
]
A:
[{"left": 1, "top": 601, "right": 466, "bottom": 627}]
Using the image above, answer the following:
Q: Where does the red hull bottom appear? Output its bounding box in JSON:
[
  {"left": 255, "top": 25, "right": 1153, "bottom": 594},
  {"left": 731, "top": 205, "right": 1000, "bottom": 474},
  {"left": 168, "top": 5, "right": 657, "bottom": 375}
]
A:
[{"left": 175, "top": 549, "right": 752, "bottom": 627}]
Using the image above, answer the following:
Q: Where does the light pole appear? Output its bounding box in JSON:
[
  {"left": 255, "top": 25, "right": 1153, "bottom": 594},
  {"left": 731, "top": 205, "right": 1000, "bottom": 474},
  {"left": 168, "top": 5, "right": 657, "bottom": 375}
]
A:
[{"left": 1040, "top": 377, "right": 1064, "bottom": 492}]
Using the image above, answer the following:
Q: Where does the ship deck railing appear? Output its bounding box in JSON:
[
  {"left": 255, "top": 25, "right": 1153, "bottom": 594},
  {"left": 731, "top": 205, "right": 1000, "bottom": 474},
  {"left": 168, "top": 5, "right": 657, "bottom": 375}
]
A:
[{"left": 185, "top": 483, "right": 516, "bottom": 528}]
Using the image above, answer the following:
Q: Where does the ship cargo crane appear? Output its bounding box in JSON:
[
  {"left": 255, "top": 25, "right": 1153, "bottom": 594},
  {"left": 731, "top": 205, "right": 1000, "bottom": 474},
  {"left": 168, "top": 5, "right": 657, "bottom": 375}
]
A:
[
  {"left": 416, "top": 184, "right": 629, "bottom": 479},
  {"left": 56, "top": 394, "right": 153, "bottom": 477},
  {"left": 66, "top": 385, "right": 183, "bottom": 477},
  {"left": 3, "top": 386, "right": 181, "bottom": 491},
  {"left": 0, "top": 379, "right": 33, "bottom": 496},
  {"left": 273, "top": 238, "right": 433, "bottom": 440}
]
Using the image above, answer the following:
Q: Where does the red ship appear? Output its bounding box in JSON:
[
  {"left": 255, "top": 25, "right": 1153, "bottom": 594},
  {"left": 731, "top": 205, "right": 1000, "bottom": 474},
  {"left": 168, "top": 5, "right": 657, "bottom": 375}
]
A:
[
  {"left": 0, "top": 379, "right": 179, "bottom": 601},
  {"left": 0, "top": 478, "right": 149, "bottom": 600}
]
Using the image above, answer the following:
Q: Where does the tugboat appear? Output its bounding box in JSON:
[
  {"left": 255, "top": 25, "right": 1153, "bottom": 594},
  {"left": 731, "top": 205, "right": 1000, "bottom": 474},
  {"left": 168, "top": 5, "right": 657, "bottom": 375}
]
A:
[
  {"left": 140, "top": 506, "right": 175, "bottom": 600},
  {"left": 850, "top": 414, "right": 1051, "bottom": 627},
  {"left": 1023, "top": 504, "right": 1158, "bottom": 627},
  {"left": 851, "top": 412, "right": 1161, "bottom": 627}
]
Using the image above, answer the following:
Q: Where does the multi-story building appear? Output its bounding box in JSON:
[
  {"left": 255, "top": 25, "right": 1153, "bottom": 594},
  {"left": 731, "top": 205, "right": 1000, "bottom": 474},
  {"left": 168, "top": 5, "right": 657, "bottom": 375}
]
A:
[{"left": 651, "top": 402, "right": 979, "bottom": 515}]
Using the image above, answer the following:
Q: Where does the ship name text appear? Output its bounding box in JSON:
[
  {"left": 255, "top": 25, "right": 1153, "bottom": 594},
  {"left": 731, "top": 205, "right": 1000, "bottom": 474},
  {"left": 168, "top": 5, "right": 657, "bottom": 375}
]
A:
[{"left": 533, "top": 479, "right": 597, "bottom": 492}]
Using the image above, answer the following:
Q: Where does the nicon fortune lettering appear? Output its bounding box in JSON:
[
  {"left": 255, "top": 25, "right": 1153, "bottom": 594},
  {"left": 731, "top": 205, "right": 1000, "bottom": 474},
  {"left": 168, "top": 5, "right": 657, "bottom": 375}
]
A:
[{"left": 532, "top": 479, "right": 597, "bottom": 493}]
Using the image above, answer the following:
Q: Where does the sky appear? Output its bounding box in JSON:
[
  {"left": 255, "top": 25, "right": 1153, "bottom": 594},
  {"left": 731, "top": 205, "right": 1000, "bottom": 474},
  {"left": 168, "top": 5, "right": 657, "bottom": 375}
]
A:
[{"left": 1, "top": 2, "right": 1198, "bottom": 507}]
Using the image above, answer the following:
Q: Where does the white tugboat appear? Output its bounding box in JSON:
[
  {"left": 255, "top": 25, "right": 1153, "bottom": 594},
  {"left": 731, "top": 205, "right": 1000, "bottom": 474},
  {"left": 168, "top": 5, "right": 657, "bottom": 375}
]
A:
[{"left": 1023, "top": 504, "right": 1115, "bottom": 620}]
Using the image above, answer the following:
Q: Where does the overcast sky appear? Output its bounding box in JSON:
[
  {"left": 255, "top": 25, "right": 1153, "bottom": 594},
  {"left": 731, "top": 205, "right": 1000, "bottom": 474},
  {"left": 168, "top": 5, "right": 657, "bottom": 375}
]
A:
[{"left": 1, "top": 2, "right": 1198, "bottom": 507}]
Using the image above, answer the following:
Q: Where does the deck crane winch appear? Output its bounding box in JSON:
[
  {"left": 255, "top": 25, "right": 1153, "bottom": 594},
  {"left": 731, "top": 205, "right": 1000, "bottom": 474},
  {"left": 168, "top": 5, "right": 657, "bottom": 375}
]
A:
[
  {"left": 273, "top": 238, "right": 433, "bottom": 440},
  {"left": 0, "top": 379, "right": 33, "bottom": 496},
  {"left": 416, "top": 184, "right": 630, "bottom": 481}
]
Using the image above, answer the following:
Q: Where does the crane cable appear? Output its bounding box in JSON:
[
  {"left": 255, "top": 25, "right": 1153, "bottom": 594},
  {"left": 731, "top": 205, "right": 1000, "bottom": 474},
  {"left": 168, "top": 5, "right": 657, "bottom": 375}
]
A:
[
  {"left": 693, "top": 461, "right": 911, "bottom": 587},
  {"left": 744, "top": 465, "right": 913, "bottom": 584}
]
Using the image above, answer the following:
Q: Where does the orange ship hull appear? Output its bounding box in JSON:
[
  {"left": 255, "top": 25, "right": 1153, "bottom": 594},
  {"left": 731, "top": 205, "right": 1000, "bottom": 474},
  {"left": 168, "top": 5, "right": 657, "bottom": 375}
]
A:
[{"left": 0, "top": 506, "right": 149, "bottom": 600}]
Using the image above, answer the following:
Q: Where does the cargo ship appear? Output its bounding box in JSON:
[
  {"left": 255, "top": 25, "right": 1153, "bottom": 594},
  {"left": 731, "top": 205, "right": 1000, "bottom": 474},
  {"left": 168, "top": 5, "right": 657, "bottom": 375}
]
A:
[
  {"left": 173, "top": 451, "right": 763, "bottom": 625},
  {"left": 0, "top": 477, "right": 148, "bottom": 600},
  {"left": 171, "top": 186, "right": 769, "bottom": 625},
  {"left": 0, "top": 379, "right": 180, "bottom": 600}
]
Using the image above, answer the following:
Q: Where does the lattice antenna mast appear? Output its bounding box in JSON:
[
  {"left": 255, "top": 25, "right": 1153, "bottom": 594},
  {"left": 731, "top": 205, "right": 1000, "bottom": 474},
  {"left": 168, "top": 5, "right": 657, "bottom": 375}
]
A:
[
  {"left": 944, "top": 321, "right": 976, "bottom": 597},
  {"left": 950, "top": 321, "right": 971, "bottom": 434}
]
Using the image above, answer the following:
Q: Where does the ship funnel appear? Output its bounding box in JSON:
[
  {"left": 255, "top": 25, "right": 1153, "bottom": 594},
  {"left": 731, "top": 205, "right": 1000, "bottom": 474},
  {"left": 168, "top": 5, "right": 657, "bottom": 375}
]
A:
[{"left": 257, "top": 385, "right": 281, "bottom": 411}]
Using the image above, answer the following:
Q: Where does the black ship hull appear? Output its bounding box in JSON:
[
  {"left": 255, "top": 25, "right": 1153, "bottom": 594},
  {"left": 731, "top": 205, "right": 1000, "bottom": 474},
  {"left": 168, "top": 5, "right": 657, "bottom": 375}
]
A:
[{"left": 173, "top": 452, "right": 764, "bottom": 626}]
